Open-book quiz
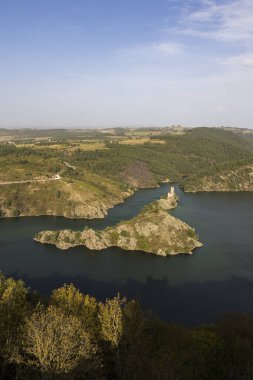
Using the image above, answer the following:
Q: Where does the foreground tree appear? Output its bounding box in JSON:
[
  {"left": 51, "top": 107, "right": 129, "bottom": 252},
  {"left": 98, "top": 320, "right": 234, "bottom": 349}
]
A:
[
  {"left": 98, "top": 294, "right": 126, "bottom": 378},
  {"left": 0, "top": 274, "right": 29, "bottom": 378},
  {"left": 19, "top": 305, "right": 100, "bottom": 380},
  {"left": 121, "top": 300, "right": 148, "bottom": 380},
  {"left": 215, "top": 314, "right": 253, "bottom": 379},
  {"left": 50, "top": 283, "right": 99, "bottom": 336}
]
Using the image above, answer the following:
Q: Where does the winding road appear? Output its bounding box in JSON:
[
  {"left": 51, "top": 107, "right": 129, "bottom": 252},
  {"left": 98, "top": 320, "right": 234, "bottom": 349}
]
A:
[
  {"left": 0, "top": 174, "right": 62, "bottom": 186},
  {"left": 0, "top": 161, "right": 76, "bottom": 186}
]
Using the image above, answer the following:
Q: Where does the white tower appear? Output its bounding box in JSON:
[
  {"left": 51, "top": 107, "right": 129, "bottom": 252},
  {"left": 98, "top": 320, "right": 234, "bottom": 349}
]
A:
[{"left": 167, "top": 186, "right": 175, "bottom": 199}]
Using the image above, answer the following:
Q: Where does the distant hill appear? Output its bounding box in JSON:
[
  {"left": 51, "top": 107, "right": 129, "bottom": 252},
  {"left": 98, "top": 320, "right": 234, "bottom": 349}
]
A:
[{"left": 1, "top": 127, "right": 253, "bottom": 218}]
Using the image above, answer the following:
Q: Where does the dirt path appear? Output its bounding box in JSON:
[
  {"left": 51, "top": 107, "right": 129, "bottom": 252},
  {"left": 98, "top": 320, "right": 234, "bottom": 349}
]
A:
[
  {"left": 64, "top": 161, "right": 76, "bottom": 170},
  {"left": 0, "top": 173, "right": 62, "bottom": 186}
]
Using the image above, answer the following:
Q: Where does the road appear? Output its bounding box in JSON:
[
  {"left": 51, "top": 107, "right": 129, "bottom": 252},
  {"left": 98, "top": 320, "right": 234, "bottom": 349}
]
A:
[{"left": 0, "top": 173, "right": 62, "bottom": 186}]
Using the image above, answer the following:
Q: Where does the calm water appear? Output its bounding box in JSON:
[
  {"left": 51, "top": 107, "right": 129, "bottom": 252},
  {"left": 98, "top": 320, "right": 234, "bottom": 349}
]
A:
[{"left": 1, "top": 183, "right": 253, "bottom": 326}]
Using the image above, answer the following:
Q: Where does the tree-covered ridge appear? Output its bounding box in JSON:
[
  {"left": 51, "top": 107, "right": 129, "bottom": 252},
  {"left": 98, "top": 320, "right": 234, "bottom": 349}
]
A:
[
  {"left": 71, "top": 128, "right": 253, "bottom": 189},
  {"left": 0, "top": 127, "right": 253, "bottom": 219},
  {"left": 1, "top": 273, "right": 253, "bottom": 380}
]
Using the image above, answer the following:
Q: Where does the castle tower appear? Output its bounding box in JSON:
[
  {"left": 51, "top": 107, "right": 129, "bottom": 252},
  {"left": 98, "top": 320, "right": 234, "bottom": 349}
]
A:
[{"left": 167, "top": 186, "right": 175, "bottom": 199}]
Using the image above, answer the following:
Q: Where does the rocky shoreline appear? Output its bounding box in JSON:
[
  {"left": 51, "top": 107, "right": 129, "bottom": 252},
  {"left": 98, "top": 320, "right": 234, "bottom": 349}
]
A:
[{"left": 34, "top": 191, "right": 203, "bottom": 257}]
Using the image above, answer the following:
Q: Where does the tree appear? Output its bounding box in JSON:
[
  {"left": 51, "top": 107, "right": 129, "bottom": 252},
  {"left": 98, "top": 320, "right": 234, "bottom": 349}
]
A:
[
  {"left": 0, "top": 274, "right": 29, "bottom": 377},
  {"left": 98, "top": 294, "right": 126, "bottom": 377},
  {"left": 20, "top": 305, "right": 99, "bottom": 380},
  {"left": 216, "top": 314, "right": 253, "bottom": 379},
  {"left": 50, "top": 284, "right": 99, "bottom": 336},
  {"left": 121, "top": 300, "right": 147, "bottom": 380}
]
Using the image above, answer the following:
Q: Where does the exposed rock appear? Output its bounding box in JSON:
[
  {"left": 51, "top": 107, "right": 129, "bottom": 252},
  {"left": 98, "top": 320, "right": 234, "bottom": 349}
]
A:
[
  {"left": 34, "top": 194, "right": 202, "bottom": 257},
  {"left": 184, "top": 165, "right": 253, "bottom": 192},
  {"left": 121, "top": 161, "right": 157, "bottom": 188},
  {"left": 0, "top": 181, "right": 135, "bottom": 220},
  {"left": 156, "top": 196, "right": 178, "bottom": 210}
]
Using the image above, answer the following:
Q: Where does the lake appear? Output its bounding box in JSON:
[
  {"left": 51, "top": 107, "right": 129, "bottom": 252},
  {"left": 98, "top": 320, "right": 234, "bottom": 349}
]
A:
[{"left": 1, "top": 183, "right": 253, "bottom": 326}]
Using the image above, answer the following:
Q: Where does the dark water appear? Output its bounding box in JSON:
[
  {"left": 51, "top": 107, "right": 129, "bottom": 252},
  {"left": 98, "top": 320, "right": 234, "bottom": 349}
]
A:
[{"left": 1, "top": 183, "right": 253, "bottom": 326}]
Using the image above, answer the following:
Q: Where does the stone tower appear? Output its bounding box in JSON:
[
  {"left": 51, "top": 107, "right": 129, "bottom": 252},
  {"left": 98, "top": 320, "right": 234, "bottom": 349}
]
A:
[{"left": 167, "top": 186, "right": 175, "bottom": 199}]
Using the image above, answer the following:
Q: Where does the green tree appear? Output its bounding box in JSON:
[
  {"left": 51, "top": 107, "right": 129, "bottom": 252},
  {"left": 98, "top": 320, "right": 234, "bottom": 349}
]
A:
[
  {"left": 20, "top": 305, "right": 99, "bottom": 380},
  {"left": 0, "top": 274, "right": 29, "bottom": 378},
  {"left": 121, "top": 300, "right": 147, "bottom": 380},
  {"left": 50, "top": 284, "right": 99, "bottom": 336},
  {"left": 98, "top": 294, "right": 126, "bottom": 377}
]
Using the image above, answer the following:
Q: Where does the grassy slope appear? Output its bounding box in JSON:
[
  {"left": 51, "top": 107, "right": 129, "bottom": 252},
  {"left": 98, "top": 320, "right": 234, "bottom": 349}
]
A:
[
  {"left": 1, "top": 127, "right": 253, "bottom": 218},
  {"left": 0, "top": 145, "right": 130, "bottom": 218}
]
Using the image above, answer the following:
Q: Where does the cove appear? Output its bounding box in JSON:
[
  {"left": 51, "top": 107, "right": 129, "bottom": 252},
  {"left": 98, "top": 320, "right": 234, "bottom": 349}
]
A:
[{"left": 1, "top": 183, "right": 253, "bottom": 326}]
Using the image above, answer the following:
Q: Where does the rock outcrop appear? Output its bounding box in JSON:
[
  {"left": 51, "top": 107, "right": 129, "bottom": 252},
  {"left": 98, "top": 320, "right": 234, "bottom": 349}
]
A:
[
  {"left": 184, "top": 165, "right": 253, "bottom": 192},
  {"left": 35, "top": 193, "right": 202, "bottom": 257}
]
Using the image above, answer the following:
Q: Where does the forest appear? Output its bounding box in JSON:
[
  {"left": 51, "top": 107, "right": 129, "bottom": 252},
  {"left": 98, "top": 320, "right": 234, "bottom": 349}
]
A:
[
  {"left": 1, "top": 273, "right": 253, "bottom": 380},
  {"left": 1, "top": 127, "right": 253, "bottom": 219},
  {"left": 1, "top": 127, "right": 253, "bottom": 189},
  {"left": 73, "top": 127, "right": 253, "bottom": 188}
]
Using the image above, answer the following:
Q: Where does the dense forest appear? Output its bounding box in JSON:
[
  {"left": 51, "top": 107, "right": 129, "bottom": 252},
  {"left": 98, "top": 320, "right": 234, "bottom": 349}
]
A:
[
  {"left": 1, "top": 127, "right": 253, "bottom": 187},
  {"left": 72, "top": 128, "right": 253, "bottom": 189},
  {"left": 1, "top": 273, "right": 253, "bottom": 380}
]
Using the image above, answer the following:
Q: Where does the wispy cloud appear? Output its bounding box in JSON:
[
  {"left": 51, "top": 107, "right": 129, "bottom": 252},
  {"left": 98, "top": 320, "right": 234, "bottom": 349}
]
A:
[
  {"left": 123, "top": 42, "right": 183, "bottom": 58},
  {"left": 220, "top": 53, "right": 253, "bottom": 67},
  {"left": 178, "top": 0, "right": 253, "bottom": 46},
  {"left": 152, "top": 42, "right": 182, "bottom": 55}
]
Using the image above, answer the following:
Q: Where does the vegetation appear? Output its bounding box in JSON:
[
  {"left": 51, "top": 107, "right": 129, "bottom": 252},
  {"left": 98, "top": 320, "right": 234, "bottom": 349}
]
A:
[
  {"left": 1, "top": 273, "right": 253, "bottom": 380},
  {"left": 1, "top": 127, "right": 253, "bottom": 219},
  {"left": 34, "top": 196, "right": 202, "bottom": 256},
  {"left": 71, "top": 127, "right": 253, "bottom": 189}
]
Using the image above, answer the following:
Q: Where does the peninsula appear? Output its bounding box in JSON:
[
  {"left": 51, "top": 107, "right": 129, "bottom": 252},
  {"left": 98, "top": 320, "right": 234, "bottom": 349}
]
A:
[{"left": 34, "top": 188, "right": 202, "bottom": 257}]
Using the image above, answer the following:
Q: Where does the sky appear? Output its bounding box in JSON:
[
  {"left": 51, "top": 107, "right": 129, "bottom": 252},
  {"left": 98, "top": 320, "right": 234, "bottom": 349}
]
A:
[{"left": 0, "top": 0, "right": 253, "bottom": 128}]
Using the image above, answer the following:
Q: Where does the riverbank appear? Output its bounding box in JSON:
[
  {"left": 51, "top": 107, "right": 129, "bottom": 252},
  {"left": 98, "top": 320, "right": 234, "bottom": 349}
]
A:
[
  {"left": 1, "top": 184, "right": 253, "bottom": 325},
  {"left": 0, "top": 178, "right": 135, "bottom": 219}
]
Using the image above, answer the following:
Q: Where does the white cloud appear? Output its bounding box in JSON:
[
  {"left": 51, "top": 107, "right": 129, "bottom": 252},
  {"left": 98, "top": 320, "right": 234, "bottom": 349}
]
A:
[
  {"left": 123, "top": 42, "right": 183, "bottom": 57},
  {"left": 1, "top": 0, "right": 253, "bottom": 128},
  {"left": 221, "top": 53, "right": 253, "bottom": 67},
  {"left": 152, "top": 42, "right": 182, "bottom": 55},
  {"left": 177, "top": 0, "right": 253, "bottom": 46}
]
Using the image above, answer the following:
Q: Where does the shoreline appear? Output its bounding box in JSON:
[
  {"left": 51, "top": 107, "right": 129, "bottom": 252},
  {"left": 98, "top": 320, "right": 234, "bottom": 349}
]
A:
[{"left": 34, "top": 194, "right": 203, "bottom": 257}]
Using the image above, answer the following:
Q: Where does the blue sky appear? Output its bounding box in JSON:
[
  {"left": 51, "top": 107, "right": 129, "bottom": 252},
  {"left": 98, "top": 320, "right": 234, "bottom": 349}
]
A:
[{"left": 0, "top": 0, "right": 253, "bottom": 128}]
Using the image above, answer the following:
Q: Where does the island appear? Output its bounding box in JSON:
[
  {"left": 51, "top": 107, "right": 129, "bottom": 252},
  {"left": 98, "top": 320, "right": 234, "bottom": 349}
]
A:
[{"left": 34, "top": 188, "right": 203, "bottom": 257}]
